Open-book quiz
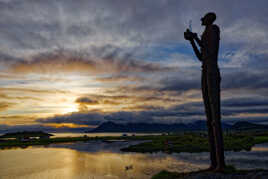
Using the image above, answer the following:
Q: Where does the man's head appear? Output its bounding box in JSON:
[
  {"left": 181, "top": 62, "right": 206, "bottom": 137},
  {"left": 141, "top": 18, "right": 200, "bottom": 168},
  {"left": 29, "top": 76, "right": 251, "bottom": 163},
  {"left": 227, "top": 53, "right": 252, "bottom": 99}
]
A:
[{"left": 201, "top": 12, "right": 216, "bottom": 26}]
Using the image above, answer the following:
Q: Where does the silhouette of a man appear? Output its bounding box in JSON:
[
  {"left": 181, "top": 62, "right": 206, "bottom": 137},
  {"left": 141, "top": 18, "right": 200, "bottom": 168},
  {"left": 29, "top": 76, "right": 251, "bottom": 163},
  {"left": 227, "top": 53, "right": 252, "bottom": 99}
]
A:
[{"left": 184, "top": 12, "right": 225, "bottom": 171}]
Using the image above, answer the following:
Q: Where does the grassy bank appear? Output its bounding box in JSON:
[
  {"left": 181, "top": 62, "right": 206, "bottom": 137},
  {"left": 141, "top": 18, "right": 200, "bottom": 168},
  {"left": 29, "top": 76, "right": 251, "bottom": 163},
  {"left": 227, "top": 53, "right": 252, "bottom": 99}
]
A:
[{"left": 121, "top": 133, "right": 261, "bottom": 153}]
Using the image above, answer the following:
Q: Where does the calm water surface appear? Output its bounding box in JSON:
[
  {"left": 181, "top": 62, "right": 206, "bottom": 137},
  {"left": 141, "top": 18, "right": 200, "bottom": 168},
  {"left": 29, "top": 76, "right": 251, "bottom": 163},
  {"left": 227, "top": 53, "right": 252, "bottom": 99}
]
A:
[{"left": 0, "top": 137, "right": 268, "bottom": 179}]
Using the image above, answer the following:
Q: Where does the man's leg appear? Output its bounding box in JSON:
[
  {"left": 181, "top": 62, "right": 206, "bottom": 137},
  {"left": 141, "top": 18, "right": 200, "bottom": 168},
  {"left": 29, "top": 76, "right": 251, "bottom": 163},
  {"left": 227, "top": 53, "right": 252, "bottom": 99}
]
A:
[
  {"left": 207, "top": 70, "right": 225, "bottom": 170},
  {"left": 202, "top": 71, "right": 217, "bottom": 169}
]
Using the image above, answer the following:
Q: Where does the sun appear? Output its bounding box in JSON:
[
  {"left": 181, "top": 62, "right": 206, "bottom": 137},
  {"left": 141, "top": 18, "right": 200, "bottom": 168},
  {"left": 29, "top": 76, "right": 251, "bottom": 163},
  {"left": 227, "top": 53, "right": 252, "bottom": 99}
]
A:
[{"left": 60, "top": 103, "right": 79, "bottom": 114}]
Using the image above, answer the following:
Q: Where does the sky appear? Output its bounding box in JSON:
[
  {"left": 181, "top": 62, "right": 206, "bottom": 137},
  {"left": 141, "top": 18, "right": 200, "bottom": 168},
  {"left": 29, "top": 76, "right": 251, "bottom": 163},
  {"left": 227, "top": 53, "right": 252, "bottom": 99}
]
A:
[{"left": 0, "top": 0, "right": 268, "bottom": 132}]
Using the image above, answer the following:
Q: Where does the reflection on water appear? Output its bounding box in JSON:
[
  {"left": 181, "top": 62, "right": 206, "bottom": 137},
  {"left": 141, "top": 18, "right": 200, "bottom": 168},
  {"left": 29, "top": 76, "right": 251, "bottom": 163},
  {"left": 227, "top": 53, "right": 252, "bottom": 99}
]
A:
[
  {"left": 0, "top": 147, "right": 204, "bottom": 179},
  {"left": 251, "top": 143, "right": 268, "bottom": 152},
  {"left": 169, "top": 143, "right": 268, "bottom": 170},
  {"left": 49, "top": 140, "right": 148, "bottom": 153},
  {"left": 0, "top": 142, "right": 268, "bottom": 179}
]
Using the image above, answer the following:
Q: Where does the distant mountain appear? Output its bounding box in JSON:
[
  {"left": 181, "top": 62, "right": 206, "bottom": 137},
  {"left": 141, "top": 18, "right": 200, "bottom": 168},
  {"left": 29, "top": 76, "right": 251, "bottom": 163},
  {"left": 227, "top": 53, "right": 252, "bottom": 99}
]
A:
[
  {"left": 87, "top": 120, "right": 268, "bottom": 133},
  {"left": 232, "top": 121, "right": 268, "bottom": 130},
  {"left": 187, "top": 120, "right": 232, "bottom": 131},
  {"left": 90, "top": 121, "right": 188, "bottom": 133},
  {"left": 87, "top": 120, "right": 233, "bottom": 133}
]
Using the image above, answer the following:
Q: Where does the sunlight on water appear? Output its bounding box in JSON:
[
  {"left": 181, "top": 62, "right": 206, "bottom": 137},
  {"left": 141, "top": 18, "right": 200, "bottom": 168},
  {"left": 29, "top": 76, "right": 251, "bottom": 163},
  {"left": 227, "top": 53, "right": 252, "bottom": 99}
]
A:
[
  {"left": 0, "top": 147, "right": 205, "bottom": 179},
  {"left": 1, "top": 143, "right": 268, "bottom": 179}
]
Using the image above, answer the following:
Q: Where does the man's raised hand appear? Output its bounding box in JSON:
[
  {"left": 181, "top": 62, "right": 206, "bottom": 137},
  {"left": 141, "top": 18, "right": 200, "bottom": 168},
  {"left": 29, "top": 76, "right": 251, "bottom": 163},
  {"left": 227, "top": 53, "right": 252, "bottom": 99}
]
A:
[{"left": 184, "top": 29, "right": 197, "bottom": 41}]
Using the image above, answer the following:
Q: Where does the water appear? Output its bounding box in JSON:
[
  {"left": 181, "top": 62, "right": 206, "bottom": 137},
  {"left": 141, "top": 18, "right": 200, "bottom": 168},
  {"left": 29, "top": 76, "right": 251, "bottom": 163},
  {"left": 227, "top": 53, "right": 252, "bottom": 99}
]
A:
[{"left": 0, "top": 138, "right": 268, "bottom": 179}]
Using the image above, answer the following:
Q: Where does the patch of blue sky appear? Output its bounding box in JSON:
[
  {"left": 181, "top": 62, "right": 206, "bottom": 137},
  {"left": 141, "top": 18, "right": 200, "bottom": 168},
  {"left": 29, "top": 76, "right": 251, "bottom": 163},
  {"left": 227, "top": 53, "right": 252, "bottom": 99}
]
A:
[
  {"left": 218, "top": 44, "right": 242, "bottom": 66},
  {"left": 134, "top": 43, "right": 195, "bottom": 62}
]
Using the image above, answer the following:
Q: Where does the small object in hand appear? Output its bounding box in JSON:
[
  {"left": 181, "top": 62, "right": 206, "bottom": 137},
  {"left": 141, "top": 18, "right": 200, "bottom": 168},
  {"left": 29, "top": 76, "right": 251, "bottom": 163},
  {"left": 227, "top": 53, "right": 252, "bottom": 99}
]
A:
[
  {"left": 184, "top": 29, "right": 193, "bottom": 41},
  {"left": 192, "top": 32, "right": 198, "bottom": 39}
]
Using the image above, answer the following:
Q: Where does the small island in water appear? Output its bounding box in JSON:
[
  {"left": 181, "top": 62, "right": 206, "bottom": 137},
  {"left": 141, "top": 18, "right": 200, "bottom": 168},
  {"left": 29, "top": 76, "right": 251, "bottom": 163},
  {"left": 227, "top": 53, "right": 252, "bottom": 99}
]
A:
[{"left": 0, "top": 131, "right": 53, "bottom": 141}]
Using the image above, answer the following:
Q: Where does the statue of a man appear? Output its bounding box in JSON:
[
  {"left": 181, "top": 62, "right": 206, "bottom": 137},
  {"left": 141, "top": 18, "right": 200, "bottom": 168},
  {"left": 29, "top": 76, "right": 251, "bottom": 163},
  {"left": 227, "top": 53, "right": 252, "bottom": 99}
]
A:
[{"left": 184, "top": 12, "right": 225, "bottom": 171}]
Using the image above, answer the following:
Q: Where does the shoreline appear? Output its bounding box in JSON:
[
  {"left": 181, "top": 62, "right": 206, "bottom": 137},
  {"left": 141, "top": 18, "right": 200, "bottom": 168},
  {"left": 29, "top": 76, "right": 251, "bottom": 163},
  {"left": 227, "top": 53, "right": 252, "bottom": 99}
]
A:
[{"left": 1, "top": 133, "right": 268, "bottom": 153}]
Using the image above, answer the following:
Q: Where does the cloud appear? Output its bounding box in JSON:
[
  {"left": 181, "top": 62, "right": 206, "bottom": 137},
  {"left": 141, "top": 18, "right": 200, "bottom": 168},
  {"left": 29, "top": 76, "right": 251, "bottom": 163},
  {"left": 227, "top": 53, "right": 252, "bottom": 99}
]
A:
[
  {"left": 0, "top": 102, "right": 15, "bottom": 111},
  {"left": 74, "top": 91, "right": 182, "bottom": 112},
  {"left": 75, "top": 97, "right": 99, "bottom": 105},
  {"left": 17, "top": 93, "right": 268, "bottom": 127},
  {"left": 95, "top": 74, "right": 145, "bottom": 82},
  {"left": 159, "top": 76, "right": 200, "bottom": 92},
  {"left": 0, "top": 0, "right": 266, "bottom": 57},
  {"left": 5, "top": 49, "right": 174, "bottom": 75},
  {"left": 37, "top": 112, "right": 105, "bottom": 125},
  {"left": 221, "top": 68, "right": 268, "bottom": 91},
  {"left": 75, "top": 97, "right": 99, "bottom": 111},
  {"left": 0, "top": 124, "right": 93, "bottom": 133},
  {"left": 0, "top": 87, "right": 68, "bottom": 94},
  {"left": 0, "top": 91, "right": 42, "bottom": 101},
  {"left": 222, "top": 97, "right": 268, "bottom": 108},
  {"left": 36, "top": 102, "right": 206, "bottom": 126}
]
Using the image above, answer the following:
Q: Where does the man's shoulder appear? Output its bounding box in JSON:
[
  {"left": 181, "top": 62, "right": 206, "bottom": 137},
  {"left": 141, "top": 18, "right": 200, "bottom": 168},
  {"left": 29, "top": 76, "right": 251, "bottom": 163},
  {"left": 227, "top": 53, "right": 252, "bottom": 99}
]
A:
[{"left": 212, "top": 24, "right": 220, "bottom": 32}]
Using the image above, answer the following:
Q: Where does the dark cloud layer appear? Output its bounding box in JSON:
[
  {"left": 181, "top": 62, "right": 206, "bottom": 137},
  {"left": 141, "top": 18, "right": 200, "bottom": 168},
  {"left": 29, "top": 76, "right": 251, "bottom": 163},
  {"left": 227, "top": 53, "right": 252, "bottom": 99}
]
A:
[
  {"left": 0, "top": 0, "right": 267, "bottom": 57},
  {"left": 37, "top": 112, "right": 104, "bottom": 126},
  {"left": 75, "top": 97, "right": 99, "bottom": 105},
  {"left": 222, "top": 97, "right": 268, "bottom": 107},
  {"left": 37, "top": 95, "right": 268, "bottom": 126}
]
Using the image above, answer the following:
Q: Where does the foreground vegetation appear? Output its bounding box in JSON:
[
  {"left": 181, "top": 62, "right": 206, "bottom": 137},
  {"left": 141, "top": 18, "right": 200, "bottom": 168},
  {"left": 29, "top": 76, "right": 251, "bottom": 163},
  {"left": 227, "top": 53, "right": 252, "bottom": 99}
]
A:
[
  {"left": 0, "top": 136, "right": 91, "bottom": 149},
  {"left": 121, "top": 132, "right": 259, "bottom": 153},
  {"left": 151, "top": 167, "right": 268, "bottom": 179},
  {"left": 1, "top": 131, "right": 268, "bottom": 152}
]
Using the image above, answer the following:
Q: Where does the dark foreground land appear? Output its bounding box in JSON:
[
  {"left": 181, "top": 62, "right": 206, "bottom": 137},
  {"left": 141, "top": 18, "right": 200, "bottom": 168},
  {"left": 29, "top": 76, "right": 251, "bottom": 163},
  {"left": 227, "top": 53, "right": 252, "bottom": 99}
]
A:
[{"left": 152, "top": 168, "right": 268, "bottom": 179}]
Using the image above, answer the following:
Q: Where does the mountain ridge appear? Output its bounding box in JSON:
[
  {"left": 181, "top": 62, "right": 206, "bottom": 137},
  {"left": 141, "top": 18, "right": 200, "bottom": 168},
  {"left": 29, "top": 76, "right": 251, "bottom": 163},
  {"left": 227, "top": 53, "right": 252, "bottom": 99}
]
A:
[{"left": 87, "top": 120, "right": 268, "bottom": 133}]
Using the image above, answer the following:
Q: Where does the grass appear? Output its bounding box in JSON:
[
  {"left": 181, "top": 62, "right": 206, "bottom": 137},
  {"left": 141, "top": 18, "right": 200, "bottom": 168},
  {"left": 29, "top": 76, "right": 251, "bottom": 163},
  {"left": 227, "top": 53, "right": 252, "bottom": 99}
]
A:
[
  {"left": 254, "top": 136, "right": 268, "bottom": 144},
  {"left": 121, "top": 133, "right": 258, "bottom": 153},
  {"left": 151, "top": 166, "right": 268, "bottom": 179}
]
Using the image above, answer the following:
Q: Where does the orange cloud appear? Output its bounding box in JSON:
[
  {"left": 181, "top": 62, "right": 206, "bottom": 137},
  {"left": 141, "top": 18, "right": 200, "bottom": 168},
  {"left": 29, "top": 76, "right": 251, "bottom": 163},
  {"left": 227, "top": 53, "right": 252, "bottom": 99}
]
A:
[
  {"left": 0, "top": 87, "right": 68, "bottom": 94},
  {"left": 7, "top": 51, "right": 173, "bottom": 75},
  {"left": 44, "top": 123, "right": 90, "bottom": 128},
  {"left": 0, "top": 115, "right": 38, "bottom": 125},
  {"left": 0, "top": 102, "right": 16, "bottom": 111},
  {"left": 95, "top": 74, "right": 145, "bottom": 82}
]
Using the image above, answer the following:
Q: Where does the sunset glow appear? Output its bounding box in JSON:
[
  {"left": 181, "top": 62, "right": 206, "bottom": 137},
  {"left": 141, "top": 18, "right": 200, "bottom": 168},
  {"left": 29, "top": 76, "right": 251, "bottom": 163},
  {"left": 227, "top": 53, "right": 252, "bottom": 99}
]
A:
[{"left": 0, "top": 0, "right": 267, "bottom": 133}]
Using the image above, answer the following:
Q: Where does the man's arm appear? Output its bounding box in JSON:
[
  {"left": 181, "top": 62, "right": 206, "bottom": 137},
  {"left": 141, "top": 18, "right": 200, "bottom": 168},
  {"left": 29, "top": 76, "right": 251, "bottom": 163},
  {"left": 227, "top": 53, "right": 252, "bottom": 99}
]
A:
[
  {"left": 193, "top": 33, "right": 203, "bottom": 48},
  {"left": 189, "top": 39, "right": 202, "bottom": 62}
]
